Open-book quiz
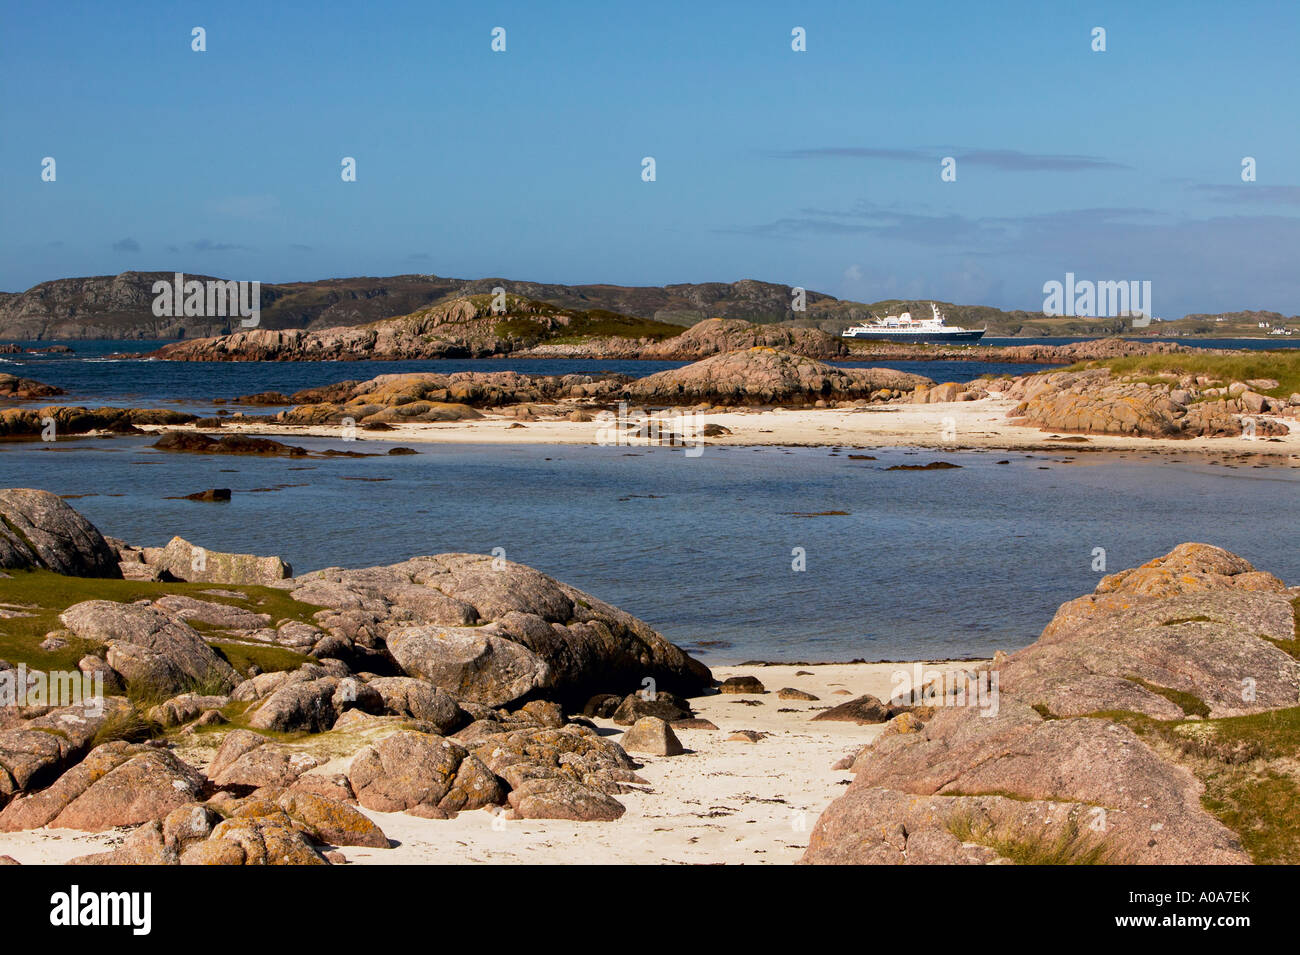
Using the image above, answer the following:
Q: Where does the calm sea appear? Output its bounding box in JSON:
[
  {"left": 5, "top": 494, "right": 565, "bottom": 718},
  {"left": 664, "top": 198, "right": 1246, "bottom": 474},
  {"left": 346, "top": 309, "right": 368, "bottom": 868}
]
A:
[{"left": 2, "top": 432, "right": 1296, "bottom": 664}]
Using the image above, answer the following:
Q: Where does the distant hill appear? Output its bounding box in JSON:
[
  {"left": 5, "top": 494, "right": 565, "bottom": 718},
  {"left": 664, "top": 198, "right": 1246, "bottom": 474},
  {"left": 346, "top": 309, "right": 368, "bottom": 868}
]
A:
[
  {"left": 0, "top": 271, "right": 1294, "bottom": 340},
  {"left": 0, "top": 272, "right": 846, "bottom": 340}
]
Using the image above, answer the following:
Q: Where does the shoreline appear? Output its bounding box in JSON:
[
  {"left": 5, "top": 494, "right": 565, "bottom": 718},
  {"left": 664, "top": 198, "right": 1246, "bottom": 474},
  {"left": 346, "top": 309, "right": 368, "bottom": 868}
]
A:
[
  {"left": 0, "top": 660, "right": 979, "bottom": 866},
  {"left": 137, "top": 396, "right": 1300, "bottom": 462}
]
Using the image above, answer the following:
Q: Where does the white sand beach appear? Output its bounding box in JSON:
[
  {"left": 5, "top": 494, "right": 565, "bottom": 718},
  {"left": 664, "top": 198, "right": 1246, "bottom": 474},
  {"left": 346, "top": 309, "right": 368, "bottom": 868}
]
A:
[
  {"left": 192, "top": 397, "right": 1300, "bottom": 460},
  {"left": 0, "top": 661, "right": 977, "bottom": 866}
]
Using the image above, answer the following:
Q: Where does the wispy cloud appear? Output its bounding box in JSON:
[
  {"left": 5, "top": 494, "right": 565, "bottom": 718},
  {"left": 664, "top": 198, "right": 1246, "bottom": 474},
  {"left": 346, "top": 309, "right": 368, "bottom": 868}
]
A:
[
  {"left": 1189, "top": 184, "right": 1300, "bottom": 205},
  {"left": 731, "top": 203, "right": 1159, "bottom": 248},
  {"left": 764, "top": 146, "right": 1126, "bottom": 171},
  {"left": 188, "top": 238, "right": 249, "bottom": 252},
  {"left": 111, "top": 237, "right": 141, "bottom": 252}
]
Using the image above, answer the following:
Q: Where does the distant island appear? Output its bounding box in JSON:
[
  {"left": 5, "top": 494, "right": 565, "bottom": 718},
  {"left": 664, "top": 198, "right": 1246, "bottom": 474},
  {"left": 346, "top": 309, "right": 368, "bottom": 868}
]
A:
[{"left": 0, "top": 271, "right": 1296, "bottom": 341}]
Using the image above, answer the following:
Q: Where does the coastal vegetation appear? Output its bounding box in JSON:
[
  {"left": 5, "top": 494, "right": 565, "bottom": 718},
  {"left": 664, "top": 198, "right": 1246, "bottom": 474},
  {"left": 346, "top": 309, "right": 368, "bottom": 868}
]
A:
[
  {"left": 1063, "top": 350, "right": 1300, "bottom": 399},
  {"left": 0, "top": 569, "right": 324, "bottom": 673}
]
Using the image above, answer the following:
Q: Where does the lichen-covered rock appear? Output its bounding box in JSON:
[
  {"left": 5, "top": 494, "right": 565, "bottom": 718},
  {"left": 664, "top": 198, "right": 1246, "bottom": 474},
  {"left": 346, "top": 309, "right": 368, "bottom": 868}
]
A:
[
  {"left": 624, "top": 348, "right": 928, "bottom": 407},
  {"left": 365, "top": 677, "right": 466, "bottom": 733},
  {"left": 293, "top": 553, "right": 711, "bottom": 707},
  {"left": 387, "top": 625, "right": 548, "bottom": 708},
  {"left": 59, "top": 600, "right": 238, "bottom": 696},
  {"left": 0, "top": 699, "right": 134, "bottom": 808},
  {"left": 276, "top": 790, "right": 388, "bottom": 848},
  {"left": 247, "top": 677, "right": 343, "bottom": 733},
  {"left": 610, "top": 691, "right": 691, "bottom": 726},
  {"left": 185, "top": 815, "right": 329, "bottom": 865},
  {"left": 0, "top": 488, "right": 120, "bottom": 577},
  {"left": 155, "top": 536, "right": 291, "bottom": 584},
  {"left": 809, "top": 706, "right": 1249, "bottom": 865},
  {"left": 69, "top": 820, "right": 179, "bottom": 866},
  {"left": 0, "top": 741, "right": 206, "bottom": 832},
  {"left": 148, "top": 693, "right": 231, "bottom": 728},
  {"left": 347, "top": 731, "right": 502, "bottom": 817},
  {"left": 506, "top": 777, "right": 626, "bottom": 821}
]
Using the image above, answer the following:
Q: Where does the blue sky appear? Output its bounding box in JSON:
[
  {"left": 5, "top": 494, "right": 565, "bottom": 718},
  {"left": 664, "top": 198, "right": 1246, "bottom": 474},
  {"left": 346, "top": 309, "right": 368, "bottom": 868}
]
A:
[{"left": 2, "top": 0, "right": 1298, "bottom": 316}]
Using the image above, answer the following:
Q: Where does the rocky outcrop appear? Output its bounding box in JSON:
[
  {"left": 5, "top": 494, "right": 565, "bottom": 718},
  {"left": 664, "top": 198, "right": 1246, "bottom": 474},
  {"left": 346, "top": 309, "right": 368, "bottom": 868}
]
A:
[
  {"left": 0, "top": 741, "right": 206, "bottom": 832},
  {"left": 0, "top": 699, "right": 135, "bottom": 809},
  {"left": 803, "top": 543, "right": 1297, "bottom": 865},
  {"left": 521, "top": 317, "right": 848, "bottom": 360},
  {"left": 0, "top": 373, "right": 62, "bottom": 400},
  {"left": 59, "top": 600, "right": 240, "bottom": 696},
  {"left": 997, "top": 543, "right": 1298, "bottom": 719},
  {"left": 348, "top": 730, "right": 503, "bottom": 817},
  {"left": 148, "top": 295, "right": 680, "bottom": 361},
  {"left": 0, "top": 488, "right": 121, "bottom": 576},
  {"left": 1000, "top": 367, "right": 1294, "bottom": 438},
  {"left": 151, "top": 536, "right": 292, "bottom": 584},
  {"left": 272, "top": 371, "right": 599, "bottom": 426},
  {"left": 624, "top": 348, "right": 930, "bottom": 407},
  {"left": 152, "top": 432, "right": 309, "bottom": 456},
  {"left": 289, "top": 554, "right": 711, "bottom": 706},
  {"left": 0, "top": 406, "right": 196, "bottom": 439}
]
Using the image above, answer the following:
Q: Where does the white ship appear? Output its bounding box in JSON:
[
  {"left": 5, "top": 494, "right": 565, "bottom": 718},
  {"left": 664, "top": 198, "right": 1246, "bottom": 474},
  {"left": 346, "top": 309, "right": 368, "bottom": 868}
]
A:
[{"left": 842, "top": 303, "right": 986, "bottom": 343}]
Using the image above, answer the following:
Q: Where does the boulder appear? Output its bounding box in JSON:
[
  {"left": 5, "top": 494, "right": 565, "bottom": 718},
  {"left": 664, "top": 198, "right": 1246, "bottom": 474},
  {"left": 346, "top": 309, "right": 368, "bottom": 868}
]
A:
[
  {"left": 387, "top": 625, "right": 548, "bottom": 708},
  {"left": 0, "top": 742, "right": 206, "bottom": 832},
  {"left": 620, "top": 717, "right": 684, "bottom": 756},
  {"left": 348, "top": 731, "right": 503, "bottom": 816},
  {"left": 275, "top": 790, "right": 388, "bottom": 848},
  {"left": 718, "top": 675, "right": 766, "bottom": 694},
  {"left": 248, "top": 677, "right": 344, "bottom": 733},
  {"left": 506, "top": 777, "right": 626, "bottom": 821},
  {"left": 59, "top": 600, "right": 238, "bottom": 696},
  {"left": 292, "top": 552, "right": 713, "bottom": 707},
  {"left": 155, "top": 536, "right": 291, "bottom": 584},
  {"left": 623, "top": 348, "right": 929, "bottom": 407},
  {"left": 185, "top": 815, "right": 329, "bottom": 865},
  {"left": 208, "top": 736, "right": 320, "bottom": 793},
  {"left": 811, "top": 694, "right": 896, "bottom": 724},
  {"left": 0, "top": 489, "right": 120, "bottom": 577},
  {"left": 777, "top": 687, "right": 819, "bottom": 701},
  {"left": 611, "top": 691, "right": 692, "bottom": 725}
]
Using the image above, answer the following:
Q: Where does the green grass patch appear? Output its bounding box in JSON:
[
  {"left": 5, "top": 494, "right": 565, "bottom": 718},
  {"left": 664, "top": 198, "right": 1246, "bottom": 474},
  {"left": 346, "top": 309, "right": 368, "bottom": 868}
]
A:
[
  {"left": 945, "top": 813, "right": 1119, "bottom": 864},
  {"left": 1124, "top": 676, "right": 1211, "bottom": 718},
  {"left": 1057, "top": 351, "right": 1300, "bottom": 398},
  {"left": 1202, "top": 772, "right": 1300, "bottom": 865},
  {"left": 90, "top": 705, "right": 161, "bottom": 747},
  {"left": 210, "top": 641, "right": 315, "bottom": 676},
  {"left": 0, "top": 569, "right": 324, "bottom": 673},
  {"left": 1085, "top": 705, "right": 1300, "bottom": 862}
]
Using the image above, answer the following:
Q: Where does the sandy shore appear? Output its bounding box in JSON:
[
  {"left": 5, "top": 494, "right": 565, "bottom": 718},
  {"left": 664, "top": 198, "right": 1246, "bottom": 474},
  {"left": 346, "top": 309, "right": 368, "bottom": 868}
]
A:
[
  {"left": 0, "top": 661, "right": 975, "bottom": 866},
  {"left": 183, "top": 397, "right": 1300, "bottom": 460}
]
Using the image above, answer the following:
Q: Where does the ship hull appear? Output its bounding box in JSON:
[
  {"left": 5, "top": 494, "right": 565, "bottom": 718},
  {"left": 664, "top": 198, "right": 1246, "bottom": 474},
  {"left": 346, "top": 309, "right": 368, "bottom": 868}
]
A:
[{"left": 843, "top": 329, "right": 986, "bottom": 344}]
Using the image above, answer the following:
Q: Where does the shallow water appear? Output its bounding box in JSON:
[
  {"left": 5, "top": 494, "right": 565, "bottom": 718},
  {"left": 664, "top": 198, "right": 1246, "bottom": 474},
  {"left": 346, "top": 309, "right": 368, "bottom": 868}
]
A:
[{"left": 3, "top": 434, "right": 1296, "bottom": 664}]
